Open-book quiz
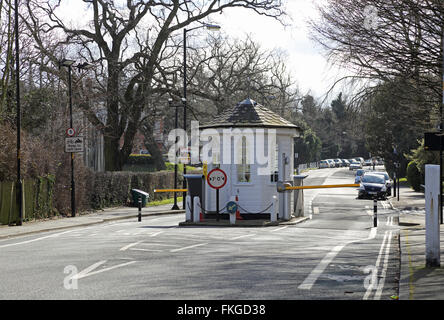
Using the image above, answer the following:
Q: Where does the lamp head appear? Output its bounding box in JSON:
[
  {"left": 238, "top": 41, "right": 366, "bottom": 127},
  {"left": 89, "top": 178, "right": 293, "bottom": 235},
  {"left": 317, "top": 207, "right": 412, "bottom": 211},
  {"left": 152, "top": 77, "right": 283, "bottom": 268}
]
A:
[{"left": 60, "top": 59, "right": 76, "bottom": 67}]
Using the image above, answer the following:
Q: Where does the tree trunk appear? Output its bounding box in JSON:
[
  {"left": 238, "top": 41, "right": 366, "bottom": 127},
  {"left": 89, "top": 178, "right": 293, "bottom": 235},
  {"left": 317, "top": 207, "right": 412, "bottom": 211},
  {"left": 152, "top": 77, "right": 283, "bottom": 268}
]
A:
[{"left": 145, "top": 134, "right": 166, "bottom": 171}]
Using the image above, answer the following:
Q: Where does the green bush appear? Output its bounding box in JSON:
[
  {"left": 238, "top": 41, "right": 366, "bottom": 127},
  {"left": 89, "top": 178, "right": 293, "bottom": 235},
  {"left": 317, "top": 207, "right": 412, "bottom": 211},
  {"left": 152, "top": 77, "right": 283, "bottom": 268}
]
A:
[
  {"left": 406, "top": 161, "right": 422, "bottom": 191},
  {"left": 126, "top": 154, "right": 155, "bottom": 165}
]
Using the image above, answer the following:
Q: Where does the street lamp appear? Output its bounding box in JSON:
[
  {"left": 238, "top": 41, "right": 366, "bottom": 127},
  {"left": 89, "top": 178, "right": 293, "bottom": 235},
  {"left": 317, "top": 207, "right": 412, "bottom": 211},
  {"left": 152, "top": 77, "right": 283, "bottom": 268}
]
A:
[
  {"left": 59, "top": 59, "right": 92, "bottom": 217},
  {"left": 183, "top": 23, "right": 221, "bottom": 208},
  {"left": 169, "top": 98, "right": 180, "bottom": 210},
  {"left": 14, "top": 0, "right": 22, "bottom": 226}
]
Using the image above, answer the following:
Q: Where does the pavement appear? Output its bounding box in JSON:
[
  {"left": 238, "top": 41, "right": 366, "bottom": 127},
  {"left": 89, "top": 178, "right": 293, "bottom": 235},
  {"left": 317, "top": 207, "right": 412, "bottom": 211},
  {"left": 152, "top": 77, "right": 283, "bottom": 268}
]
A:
[
  {"left": 0, "top": 204, "right": 186, "bottom": 240},
  {"left": 390, "top": 183, "right": 444, "bottom": 300}
]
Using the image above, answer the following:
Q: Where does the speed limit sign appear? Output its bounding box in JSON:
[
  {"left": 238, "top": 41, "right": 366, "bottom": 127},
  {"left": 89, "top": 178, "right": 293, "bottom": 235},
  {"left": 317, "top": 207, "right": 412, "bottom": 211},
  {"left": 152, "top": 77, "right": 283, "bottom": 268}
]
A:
[
  {"left": 207, "top": 168, "right": 227, "bottom": 189},
  {"left": 66, "top": 128, "right": 76, "bottom": 137}
]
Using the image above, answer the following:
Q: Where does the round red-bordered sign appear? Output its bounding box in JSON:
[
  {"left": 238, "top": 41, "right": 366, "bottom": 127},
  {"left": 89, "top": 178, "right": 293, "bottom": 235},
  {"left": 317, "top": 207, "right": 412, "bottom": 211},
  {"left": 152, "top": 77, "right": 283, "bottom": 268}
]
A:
[
  {"left": 66, "top": 128, "right": 76, "bottom": 137},
  {"left": 207, "top": 168, "right": 227, "bottom": 189}
]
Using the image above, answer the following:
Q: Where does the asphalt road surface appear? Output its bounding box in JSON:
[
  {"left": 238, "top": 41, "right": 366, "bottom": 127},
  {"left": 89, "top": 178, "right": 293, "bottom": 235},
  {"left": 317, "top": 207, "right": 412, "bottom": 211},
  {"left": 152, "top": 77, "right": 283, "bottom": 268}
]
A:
[{"left": 0, "top": 166, "right": 400, "bottom": 300}]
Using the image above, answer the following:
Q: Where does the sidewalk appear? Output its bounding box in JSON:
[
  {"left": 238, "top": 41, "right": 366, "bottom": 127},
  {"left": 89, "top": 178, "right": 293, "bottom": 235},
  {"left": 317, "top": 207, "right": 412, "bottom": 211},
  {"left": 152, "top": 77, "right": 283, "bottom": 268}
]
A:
[
  {"left": 390, "top": 183, "right": 444, "bottom": 300},
  {"left": 0, "top": 204, "right": 185, "bottom": 240}
]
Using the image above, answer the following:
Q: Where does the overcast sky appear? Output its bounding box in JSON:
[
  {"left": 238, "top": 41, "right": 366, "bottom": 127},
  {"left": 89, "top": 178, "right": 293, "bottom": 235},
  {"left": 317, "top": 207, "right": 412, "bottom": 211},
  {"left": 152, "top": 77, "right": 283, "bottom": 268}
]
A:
[{"left": 216, "top": 0, "right": 348, "bottom": 103}]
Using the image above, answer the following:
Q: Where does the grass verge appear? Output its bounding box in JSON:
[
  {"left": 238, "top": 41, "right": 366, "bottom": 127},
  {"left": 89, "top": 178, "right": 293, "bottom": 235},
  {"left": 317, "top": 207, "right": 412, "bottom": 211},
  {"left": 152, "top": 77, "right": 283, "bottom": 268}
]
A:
[{"left": 148, "top": 197, "right": 183, "bottom": 207}]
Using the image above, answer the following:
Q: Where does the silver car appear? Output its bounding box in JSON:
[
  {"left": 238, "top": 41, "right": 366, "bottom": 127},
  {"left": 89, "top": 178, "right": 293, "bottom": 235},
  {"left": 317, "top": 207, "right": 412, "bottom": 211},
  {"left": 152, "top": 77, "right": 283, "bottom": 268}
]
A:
[
  {"left": 372, "top": 171, "right": 392, "bottom": 196},
  {"left": 319, "top": 160, "right": 329, "bottom": 168}
]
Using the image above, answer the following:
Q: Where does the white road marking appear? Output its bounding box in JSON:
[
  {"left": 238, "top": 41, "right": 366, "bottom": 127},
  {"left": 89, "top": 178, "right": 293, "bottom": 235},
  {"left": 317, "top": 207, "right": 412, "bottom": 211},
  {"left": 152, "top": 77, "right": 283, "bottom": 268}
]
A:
[
  {"left": 119, "top": 241, "right": 143, "bottom": 251},
  {"left": 374, "top": 231, "right": 393, "bottom": 300},
  {"left": 299, "top": 228, "right": 377, "bottom": 290},
  {"left": 170, "top": 243, "right": 208, "bottom": 252},
  {"left": 229, "top": 234, "right": 256, "bottom": 241},
  {"left": 72, "top": 260, "right": 137, "bottom": 280},
  {"left": 149, "top": 231, "right": 164, "bottom": 237},
  {"left": 140, "top": 243, "right": 178, "bottom": 247},
  {"left": 270, "top": 226, "right": 289, "bottom": 233},
  {"left": 363, "top": 230, "right": 390, "bottom": 300},
  {"left": 130, "top": 248, "right": 163, "bottom": 252},
  {"left": 0, "top": 230, "right": 75, "bottom": 249}
]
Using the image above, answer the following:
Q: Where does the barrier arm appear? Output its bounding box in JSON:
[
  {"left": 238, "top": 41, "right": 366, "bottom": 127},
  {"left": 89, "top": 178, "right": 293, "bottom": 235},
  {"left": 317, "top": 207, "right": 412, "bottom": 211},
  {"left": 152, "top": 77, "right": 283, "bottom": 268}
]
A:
[{"left": 154, "top": 189, "right": 188, "bottom": 193}]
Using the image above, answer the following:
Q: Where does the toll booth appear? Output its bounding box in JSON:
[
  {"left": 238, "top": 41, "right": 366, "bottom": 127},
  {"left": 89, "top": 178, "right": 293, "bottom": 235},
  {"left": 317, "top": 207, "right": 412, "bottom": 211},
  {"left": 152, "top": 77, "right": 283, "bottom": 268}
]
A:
[{"left": 199, "top": 98, "right": 302, "bottom": 220}]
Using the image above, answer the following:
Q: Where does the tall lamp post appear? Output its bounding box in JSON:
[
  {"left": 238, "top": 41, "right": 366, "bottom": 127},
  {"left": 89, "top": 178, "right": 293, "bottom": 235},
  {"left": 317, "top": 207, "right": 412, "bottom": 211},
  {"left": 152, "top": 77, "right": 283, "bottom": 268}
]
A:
[
  {"left": 60, "top": 59, "right": 92, "bottom": 217},
  {"left": 15, "top": 0, "right": 22, "bottom": 226},
  {"left": 183, "top": 23, "right": 221, "bottom": 208},
  {"left": 169, "top": 98, "right": 180, "bottom": 210}
]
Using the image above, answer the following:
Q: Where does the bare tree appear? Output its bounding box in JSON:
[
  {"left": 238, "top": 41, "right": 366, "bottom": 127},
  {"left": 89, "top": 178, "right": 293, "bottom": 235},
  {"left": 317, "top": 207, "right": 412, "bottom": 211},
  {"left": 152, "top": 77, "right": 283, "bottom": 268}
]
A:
[
  {"left": 25, "top": 0, "right": 286, "bottom": 171},
  {"left": 179, "top": 33, "right": 299, "bottom": 122},
  {"left": 309, "top": 0, "right": 443, "bottom": 108}
]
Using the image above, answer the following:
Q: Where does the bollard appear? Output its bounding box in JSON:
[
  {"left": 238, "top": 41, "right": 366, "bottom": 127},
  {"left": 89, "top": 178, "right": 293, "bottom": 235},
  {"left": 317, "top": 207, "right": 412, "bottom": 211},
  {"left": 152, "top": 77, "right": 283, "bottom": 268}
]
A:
[
  {"left": 138, "top": 196, "right": 142, "bottom": 222},
  {"left": 193, "top": 196, "right": 201, "bottom": 223},
  {"left": 393, "top": 173, "right": 397, "bottom": 197},
  {"left": 271, "top": 196, "right": 278, "bottom": 222},
  {"left": 373, "top": 198, "right": 377, "bottom": 227},
  {"left": 185, "top": 195, "right": 192, "bottom": 221}
]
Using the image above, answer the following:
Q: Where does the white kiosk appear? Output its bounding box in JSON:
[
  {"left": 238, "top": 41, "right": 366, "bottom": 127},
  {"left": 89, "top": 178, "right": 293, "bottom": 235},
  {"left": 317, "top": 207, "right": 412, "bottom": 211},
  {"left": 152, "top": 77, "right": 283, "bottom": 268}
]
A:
[{"left": 199, "top": 98, "right": 301, "bottom": 220}]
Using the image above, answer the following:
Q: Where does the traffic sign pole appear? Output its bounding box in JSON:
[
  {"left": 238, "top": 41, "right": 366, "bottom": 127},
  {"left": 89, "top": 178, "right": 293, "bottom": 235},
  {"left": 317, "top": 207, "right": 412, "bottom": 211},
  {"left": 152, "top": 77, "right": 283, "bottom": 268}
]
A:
[
  {"left": 216, "top": 189, "right": 220, "bottom": 221},
  {"left": 207, "top": 168, "right": 227, "bottom": 221}
]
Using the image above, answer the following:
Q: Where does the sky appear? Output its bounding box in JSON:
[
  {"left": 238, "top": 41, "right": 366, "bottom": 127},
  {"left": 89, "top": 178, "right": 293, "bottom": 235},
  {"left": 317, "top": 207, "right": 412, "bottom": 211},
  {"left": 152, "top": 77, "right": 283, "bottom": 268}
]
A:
[
  {"left": 57, "top": 0, "right": 348, "bottom": 104},
  {"left": 217, "top": 0, "right": 338, "bottom": 99}
]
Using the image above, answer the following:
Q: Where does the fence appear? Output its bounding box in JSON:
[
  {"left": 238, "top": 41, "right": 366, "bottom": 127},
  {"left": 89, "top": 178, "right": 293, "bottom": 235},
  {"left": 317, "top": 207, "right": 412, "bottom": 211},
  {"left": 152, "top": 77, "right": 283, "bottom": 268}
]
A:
[
  {"left": 0, "top": 177, "right": 56, "bottom": 225},
  {"left": 297, "top": 162, "right": 319, "bottom": 172}
]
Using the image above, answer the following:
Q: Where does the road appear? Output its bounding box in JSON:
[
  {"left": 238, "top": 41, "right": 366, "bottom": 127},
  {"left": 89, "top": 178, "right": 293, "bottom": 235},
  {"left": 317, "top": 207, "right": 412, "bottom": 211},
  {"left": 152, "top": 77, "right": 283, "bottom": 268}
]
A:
[{"left": 0, "top": 166, "right": 400, "bottom": 300}]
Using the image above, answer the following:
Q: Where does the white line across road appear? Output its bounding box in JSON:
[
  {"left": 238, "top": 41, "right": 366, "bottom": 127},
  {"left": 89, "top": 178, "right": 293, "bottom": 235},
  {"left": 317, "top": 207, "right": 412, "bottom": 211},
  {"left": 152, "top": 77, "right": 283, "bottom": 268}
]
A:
[
  {"left": 270, "top": 226, "right": 289, "bottom": 233},
  {"left": 169, "top": 243, "right": 208, "bottom": 253},
  {"left": 0, "top": 230, "right": 76, "bottom": 249},
  {"left": 298, "top": 228, "right": 378, "bottom": 290},
  {"left": 229, "top": 234, "right": 256, "bottom": 241},
  {"left": 119, "top": 241, "right": 143, "bottom": 251}
]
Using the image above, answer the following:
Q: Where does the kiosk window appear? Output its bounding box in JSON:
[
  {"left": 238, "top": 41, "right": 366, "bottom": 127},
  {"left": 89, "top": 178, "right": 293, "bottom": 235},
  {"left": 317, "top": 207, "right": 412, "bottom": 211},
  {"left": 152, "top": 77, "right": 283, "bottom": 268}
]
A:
[{"left": 237, "top": 137, "right": 251, "bottom": 182}]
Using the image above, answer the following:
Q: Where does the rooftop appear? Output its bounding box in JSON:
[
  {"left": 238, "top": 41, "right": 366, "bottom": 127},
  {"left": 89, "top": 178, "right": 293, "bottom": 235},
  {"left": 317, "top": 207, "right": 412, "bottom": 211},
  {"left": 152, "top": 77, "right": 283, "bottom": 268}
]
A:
[{"left": 199, "top": 98, "right": 301, "bottom": 131}]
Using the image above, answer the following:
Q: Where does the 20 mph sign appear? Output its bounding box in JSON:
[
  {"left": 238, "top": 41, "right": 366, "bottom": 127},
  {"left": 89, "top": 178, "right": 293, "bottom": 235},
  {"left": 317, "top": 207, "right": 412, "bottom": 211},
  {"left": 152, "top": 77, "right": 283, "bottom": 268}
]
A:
[{"left": 207, "top": 168, "right": 227, "bottom": 189}]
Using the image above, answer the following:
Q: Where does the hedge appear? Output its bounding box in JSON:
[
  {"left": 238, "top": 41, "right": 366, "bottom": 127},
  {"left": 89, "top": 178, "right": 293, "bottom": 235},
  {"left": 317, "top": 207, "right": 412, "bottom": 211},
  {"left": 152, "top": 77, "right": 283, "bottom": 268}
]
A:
[
  {"left": 89, "top": 171, "right": 182, "bottom": 209},
  {"left": 0, "top": 170, "right": 188, "bottom": 225},
  {"left": 406, "top": 161, "right": 422, "bottom": 192}
]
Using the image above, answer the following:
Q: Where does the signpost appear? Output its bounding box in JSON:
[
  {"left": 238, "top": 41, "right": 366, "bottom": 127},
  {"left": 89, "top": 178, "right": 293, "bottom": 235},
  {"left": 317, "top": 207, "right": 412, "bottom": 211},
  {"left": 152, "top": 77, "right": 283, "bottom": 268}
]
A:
[
  {"left": 207, "top": 168, "right": 227, "bottom": 221},
  {"left": 65, "top": 137, "right": 84, "bottom": 153}
]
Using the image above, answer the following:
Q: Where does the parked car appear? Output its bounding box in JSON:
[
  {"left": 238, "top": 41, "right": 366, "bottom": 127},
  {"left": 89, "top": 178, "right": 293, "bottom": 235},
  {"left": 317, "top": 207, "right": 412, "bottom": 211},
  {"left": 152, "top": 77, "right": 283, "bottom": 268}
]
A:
[
  {"left": 372, "top": 171, "right": 392, "bottom": 196},
  {"left": 364, "top": 159, "right": 372, "bottom": 166},
  {"left": 319, "top": 160, "right": 329, "bottom": 168},
  {"left": 354, "top": 169, "right": 366, "bottom": 184},
  {"left": 333, "top": 159, "right": 342, "bottom": 167},
  {"left": 342, "top": 159, "right": 350, "bottom": 167},
  {"left": 349, "top": 160, "right": 362, "bottom": 170},
  {"left": 327, "top": 159, "right": 335, "bottom": 168},
  {"left": 355, "top": 157, "right": 365, "bottom": 165},
  {"left": 358, "top": 173, "right": 388, "bottom": 200}
]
